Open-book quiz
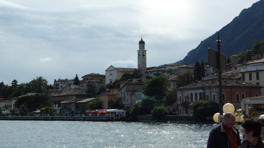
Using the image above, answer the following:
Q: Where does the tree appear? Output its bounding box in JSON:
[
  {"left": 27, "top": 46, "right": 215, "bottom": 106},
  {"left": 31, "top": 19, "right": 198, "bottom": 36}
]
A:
[
  {"left": 165, "top": 90, "right": 177, "bottom": 106},
  {"left": 143, "top": 76, "right": 168, "bottom": 105},
  {"left": 18, "top": 106, "right": 29, "bottom": 116},
  {"left": 120, "top": 72, "right": 133, "bottom": 81},
  {"left": 108, "top": 98, "right": 119, "bottom": 109},
  {"left": 29, "top": 76, "right": 48, "bottom": 93},
  {"left": 226, "top": 57, "right": 231, "bottom": 64},
  {"left": 151, "top": 106, "right": 168, "bottom": 121},
  {"left": 97, "top": 85, "right": 106, "bottom": 95},
  {"left": 140, "top": 99, "right": 157, "bottom": 115},
  {"left": 14, "top": 94, "right": 53, "bottom": 112},
  {"left": 194, "top": 61, "right": 201, "bottom": 81},
  {"left": 191, "top": 100, "right": 219, "bottom": 121},
  {"left": 86, "top": 81, "right": 97, "bottom": 98},
  {"left": 11, "top": 79, "right": 18, "bottom": 87},
  {"left": 200, "top": 60, "right": 205, "bottom": 78},
  {"left": 176, "top": 70, "right": 194, "bottom": 88},
  {"left": 87, "top": 98, "right": 103, "bottom": 110},
  {"left": 80, "top": 104, "right": 87, "bottom": 115},
  {"left": 74, "top": 74, "right": 80, "bottom": 85}
]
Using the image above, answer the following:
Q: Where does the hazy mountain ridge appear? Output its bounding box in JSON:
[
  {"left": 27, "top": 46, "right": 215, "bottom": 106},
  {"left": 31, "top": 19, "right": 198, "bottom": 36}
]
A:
[{"left": 175, "top": 0, "right": 264, "bottom": 65}]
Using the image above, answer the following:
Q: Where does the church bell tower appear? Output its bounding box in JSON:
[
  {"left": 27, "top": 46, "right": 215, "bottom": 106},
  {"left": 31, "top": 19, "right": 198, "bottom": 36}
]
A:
[{"left": 138, "top": 37, "right": 147, "bottom": 78}]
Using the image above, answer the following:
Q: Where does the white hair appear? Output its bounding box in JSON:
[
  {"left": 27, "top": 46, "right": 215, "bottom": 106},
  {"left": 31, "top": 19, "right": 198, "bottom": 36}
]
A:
[{"left": 259, "top": 114, "right": 264, "bottom": 119}]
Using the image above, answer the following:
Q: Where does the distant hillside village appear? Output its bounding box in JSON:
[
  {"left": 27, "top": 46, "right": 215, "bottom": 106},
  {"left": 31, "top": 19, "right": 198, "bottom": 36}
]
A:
[{"left": 1, "top": 38, "right": 264, "bottom": 119}]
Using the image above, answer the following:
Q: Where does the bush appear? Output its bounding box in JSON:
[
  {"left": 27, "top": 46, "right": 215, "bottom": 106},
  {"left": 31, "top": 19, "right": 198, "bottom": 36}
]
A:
[
  {"left": 151, "top": 106, "right": 168, "bottom": 121},
  {"left": 141, "top": 99, "right": 157, "bottom": 115},
  {"left": 87, "top": 98, "right": 103, "bottom": 110},
  {"left": 191, "top": 100, "right": 219, "bottom": 121},
  {"left": 125, "top": 103, "right": 143, "bottom": 121}
]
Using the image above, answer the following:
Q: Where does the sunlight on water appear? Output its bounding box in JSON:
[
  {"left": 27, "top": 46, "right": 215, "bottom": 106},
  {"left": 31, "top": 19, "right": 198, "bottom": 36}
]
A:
[{"left": 0, "top": 121, "right": 216, "bottom": 148}]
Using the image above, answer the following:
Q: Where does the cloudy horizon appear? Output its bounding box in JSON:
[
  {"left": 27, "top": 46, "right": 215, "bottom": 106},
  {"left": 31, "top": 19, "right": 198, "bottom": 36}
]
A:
[{"left": 0, "top": 0, "right": 259, "bottom": 85}]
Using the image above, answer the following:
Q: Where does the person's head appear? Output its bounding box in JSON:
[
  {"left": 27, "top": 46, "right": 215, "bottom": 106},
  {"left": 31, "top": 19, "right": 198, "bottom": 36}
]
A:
[
  {"left": 258, "top": 119, "right": 264, "bottom": 135},
  {"left": 223, "top": 112, "right": 236, "bottom": 128},
  {"left": 242, "top": 118, "right": 261, "bottom": 141}
]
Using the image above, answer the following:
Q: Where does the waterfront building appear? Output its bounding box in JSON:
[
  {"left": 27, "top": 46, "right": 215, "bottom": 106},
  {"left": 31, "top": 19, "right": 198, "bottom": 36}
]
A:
[
  {"left": 82, "top": 73, "right": 105, "bottom": 91},
  {"left": 241, "top": 95, "right": 264, "bottom": 117},
  {"left": 50, "top": 91, "right": 87, "bottom": 114},
  {"left": 119, "top": 79, "right": 145, "bottom": 109},
  {"left": 98, "top": 89, "right": 119, "bottom": 109},
  {"left": 54, "top": 78, "right": 74, "bottom": 89},
  {"left": 176, "top": 76, "right": 262, "bottom": 116},
  {"left": 105, "top": 65, "right": 136, "bottom": 85}
]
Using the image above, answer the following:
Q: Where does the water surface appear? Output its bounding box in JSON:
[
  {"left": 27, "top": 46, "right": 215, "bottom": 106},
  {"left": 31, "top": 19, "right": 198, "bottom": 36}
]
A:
[{"left": 0, "top": 121, "right": 216, "bottom": 148}]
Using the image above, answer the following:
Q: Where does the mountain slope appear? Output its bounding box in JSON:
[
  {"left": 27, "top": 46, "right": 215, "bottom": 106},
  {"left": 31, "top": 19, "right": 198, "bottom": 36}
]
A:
[{"left": 179, "top": 0, "right": 264, "bottom": 65}]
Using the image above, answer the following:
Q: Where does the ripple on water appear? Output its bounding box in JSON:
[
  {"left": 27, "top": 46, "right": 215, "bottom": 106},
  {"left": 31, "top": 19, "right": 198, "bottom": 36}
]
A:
[{"left": 0, "top": 121, "right": 216, "bottom": 148}]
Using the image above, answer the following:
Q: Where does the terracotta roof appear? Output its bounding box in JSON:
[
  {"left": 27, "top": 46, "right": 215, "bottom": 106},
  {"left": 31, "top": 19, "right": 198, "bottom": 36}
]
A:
[
  {"left": 50, "top": 91, "right": 86, "bottom": 97},
  {"left": 76, "top": 98, "right": 96, "bottom": 103},
  {"left": 61, "top": 99, "right": 76, "bottom": 104},
  {"left": 177, "top": 79, "right": 262, "bottom": 90},
  {"left": 82, "top": 73, "right": 105, "bottom": 78},
  {"left": 168, "top": 75, "right": 178, "bottom": 81},
  {"left": 146, "top": 68, "right": 168, "bottom": 72},
  {"left": 116, "top": 68, "right": 136, "bottom": 72},
  {"left": 245, "top": 58, "right": 264, "bottom": 64}
]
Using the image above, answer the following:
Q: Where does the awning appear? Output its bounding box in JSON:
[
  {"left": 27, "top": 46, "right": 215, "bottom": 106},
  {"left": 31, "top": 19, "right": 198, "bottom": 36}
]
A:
[
  {"left": 98, "top": 111, "right": 107, "bottom": 114},
  {"left": 67, "top": 110, "right": 73, "bottom": 114},
  {"left": 87, "top": 111, "right": 96, "bottom": 113},
  {"left": 75, "top": 110, "right": 81, "bottom": 113}
]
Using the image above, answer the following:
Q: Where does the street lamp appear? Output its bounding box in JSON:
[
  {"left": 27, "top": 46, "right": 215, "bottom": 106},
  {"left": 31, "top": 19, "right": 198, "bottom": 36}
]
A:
[{"left": 213, "top": 103, "right": 235, "bottom": 123}]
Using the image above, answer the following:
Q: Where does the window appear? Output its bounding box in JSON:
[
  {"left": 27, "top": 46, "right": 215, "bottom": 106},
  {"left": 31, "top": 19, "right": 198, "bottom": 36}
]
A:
[
  {"left": 106, "top": 96, "right": 108, "bottom": 100},
  {"left": 249, "top": 73, "right": 252, "bottom": 81},
  {"left": 256, "top": 93, "right": 259, "bottom": 97},
  {"left": 236, "top": 93, "right": 240, "bottom": 101},
  {"left": 101, "top": 96, "right": 103, "bottom": 100},
  {"left": 242, "top": 93, "right": 245, "bottom": 99},
  {"left": 110, "top": 73, "right": 112, "bottom": 75},
  {"left": 222, "top": 94, "right": 226, "bottom": 101},
  {"left": 256, "top": 72, "right": 259, "bottom": 80},
  {"left": 206, "top": 94, "right": 209, "bottom": 100},
  {"left": 106, "top": 103, "right": 108, "bottom": 107},
  {"left": 195, "top": 93, "right": 198, "bottom": 101},
  {"left": 179, "top": 96, "right": 182, "bottom": 103},
  {"left": 257, "top": 82, "right": 259, "bottom": 86},
  {"left": 213, "top": 94, "right": 216, "bottom": 101},
  {"left": 242, "top": 74, "right": 245, "bottom": 81},
  {"left": 190, "top": 93, "right": 193, "bottom": 102}
]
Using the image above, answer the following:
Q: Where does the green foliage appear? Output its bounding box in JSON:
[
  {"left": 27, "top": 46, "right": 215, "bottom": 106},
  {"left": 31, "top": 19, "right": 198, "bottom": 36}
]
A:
[
  {"left": 11, "top": 79, "right": 18, "bottom": 87},
  {"left": 80, "top": 104, "right": 87, "bottom": 115},
  {"left": 29, "top": 76, "right": 48, "bottom": 93},
  {"left": 200, "top": 60, "right": 205, "bottom": 78},
  {"left": 165, "top": 90, "right": 177, "bottom": 106},
  {"left": 40, "top": 107, "right": 54, "bottom": 115},
  {"left": 97, "top": 85, "right": 106, "bottom": 95},
  {"left": 61, "top": 109, "right": 67, "bottom": 115},
  {"left": 151, "top": 106, "right": 168, "bottom": 121},
  {"left": 18, "top": 106, "right": 29, "bottom": 116},
  {"left": 191, "top": 100, "right": 219, "bottom": 121},
  {"left": 106, "top": 79, "right": 121, "bottom": 89},
  {"left": 86, "top": 81, "right": 98, "bottom": 98},
  {"left": 108, "top": 98, "right": 119, "bottom": 109},
  {"left": 87, "top": 98, "right": 103, "bottom": 110},
  {"left": 14, "top": 94, "right": 53, "bottom": 112},
  {"left": 176, "top": 70, "right": 194, "bottom": 88},
  {"left": 141, "top": 99, "right": 157, "bottom": 115},
  {"left": 194, "top": 61, "right": 201, "bottom": 81},
  {"left": 226, "top": 57, "right": 231, "bottom": 63},
  {"left": 143, "top": 76, "right": 168, "bottom": 105},
  {"left": 10, "top": 109, "right": 17, "bottom": 116},
  {"left": 74, "top": 74, "right": 80, "bottom": 85},
  {"left": 125, "top": 103, "right": 143, "bottom": 121}
]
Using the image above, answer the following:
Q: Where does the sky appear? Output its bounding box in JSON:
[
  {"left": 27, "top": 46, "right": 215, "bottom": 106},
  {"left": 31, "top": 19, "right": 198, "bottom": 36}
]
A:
[{"left": 0, "top": 0, "right": 259, "bottom": 85}]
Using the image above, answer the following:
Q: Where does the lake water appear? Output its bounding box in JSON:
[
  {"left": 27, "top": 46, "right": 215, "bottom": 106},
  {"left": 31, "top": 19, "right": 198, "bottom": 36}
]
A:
[{"left": 0, "top": 121, "right": 223, "bottom": 148}]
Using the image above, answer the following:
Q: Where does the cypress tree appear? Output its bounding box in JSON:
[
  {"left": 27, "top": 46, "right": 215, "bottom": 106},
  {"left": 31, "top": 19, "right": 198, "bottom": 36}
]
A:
[
  {"left": 200, "top": 60, "right": 205, "bottom": 78},
  {"left": 74, "top": 74, "right": 80, "bottom": 85},
  {"left": 194, "top": 61, "right": 201, "bottom": 81}
]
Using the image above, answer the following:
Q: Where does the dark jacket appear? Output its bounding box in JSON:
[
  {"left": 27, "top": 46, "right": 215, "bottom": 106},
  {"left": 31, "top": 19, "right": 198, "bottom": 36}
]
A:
[
  {"left": 207, "top": 122, "right": 241, "bottom": 148},
  {"left": 239, "top": 138, "right": 264, "bottom": 148}
]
